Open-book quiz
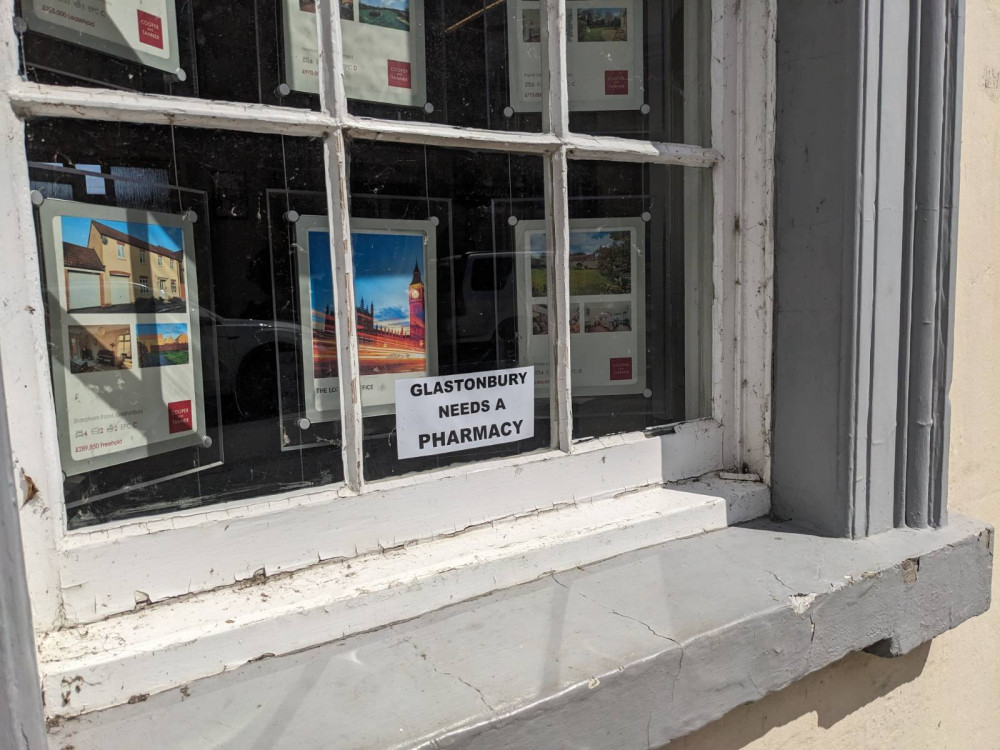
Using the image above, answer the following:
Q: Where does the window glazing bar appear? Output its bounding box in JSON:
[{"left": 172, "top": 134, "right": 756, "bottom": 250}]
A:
[
  {"left": 316, "top": 0, "right": 349, "bottom": 120},
  {"left": 542, "top": 0, "right": 573, "bottom": 450},
  {"left": 7, "top": 83, "right": 336, "bottom": 136},
  {"left": 565, "top": 133, "right": 722, "bottom": 168},
  {"left": 542, "top": 0, "right": 569, "bottom": 138},
  {"left": 7, "top": 83, "right": 722, "bottom": 168},
  {"left": 544, "top": 148, "right": 573, "bottom": 450},
  {"left": 317, "top": 0, "right": 364, "bottom": 490},
  {"left": 344, "top": 117, "right": 561, "bottom": 153}
]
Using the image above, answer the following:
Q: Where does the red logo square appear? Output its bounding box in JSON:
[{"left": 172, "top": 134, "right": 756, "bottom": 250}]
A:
[
  {"left": 388, "top": 60, "right": 412, "bottom": 89},
  {"left": 610, "top": 357, "right": 633, "bottom": 381},
  {"left": 137, "top": 10, "right": 164, "bottom": 49},
  {"left": 168, "top": 400, "right": 193, "bottom": 434},
  {"left": 605, "top": 70, "right": 629, "bottom": 96}
]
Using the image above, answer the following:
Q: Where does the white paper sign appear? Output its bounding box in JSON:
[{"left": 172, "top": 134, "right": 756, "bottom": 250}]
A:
[
  {"left": 395, "top": 367, "right": 535, "bottom": 459},
  {"left": 26, "top": 0, "right": 181, "bottom": 74},
  {"left": 507, "top": 0, "right": 644, "bottom": 113}
]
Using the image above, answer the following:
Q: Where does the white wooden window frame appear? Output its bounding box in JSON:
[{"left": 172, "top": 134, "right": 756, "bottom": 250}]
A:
[{"left": 0, "top": 0, "right": 774, "bottom": 634}]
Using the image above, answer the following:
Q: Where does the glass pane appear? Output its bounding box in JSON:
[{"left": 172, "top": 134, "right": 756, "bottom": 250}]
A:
[
  {"left": 15, "top": 0, "right": 317, "bottom": 108},
  {"left": 341, "top": 0, "right": 543, "bottom": 131},
  {"left": 564, "top": 0, "right": 711, "bottom": 145},
  {"left": 25, "top": 120, "right": 342, "bottom": 528},
  {"left": 14, "top": 0, "right": 556, "bottom": 125},
  {"left": 345, "top": 141, "right": 552, "bottom": 480},
  {"left": 550, "top": 160, "right": 713, "bottom": 440}
]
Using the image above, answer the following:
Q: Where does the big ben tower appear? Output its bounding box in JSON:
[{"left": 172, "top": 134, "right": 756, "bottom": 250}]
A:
[{"left": 408, "top": 261, "right": 425, "bottom": 345}]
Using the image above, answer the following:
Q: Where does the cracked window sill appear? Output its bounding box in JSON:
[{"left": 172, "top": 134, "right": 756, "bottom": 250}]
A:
[{"left": 50, "top": 514, "right": 993, "bottom": 749}]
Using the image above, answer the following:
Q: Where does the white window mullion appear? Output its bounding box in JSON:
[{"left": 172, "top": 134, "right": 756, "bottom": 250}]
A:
[
  {"left": 542, "top": 0, "right": 569, "bottom": 139},
  {"left": 320, "top": 131, "right": 365, "bottom": 490},
  {"left": 544, "top": 148, "right": 573, "bottom": 450},
  {"left": 317, "top": 0, "right": 364, "bottom": 489},
  {"left": 541, "top": 0, "right": 573, "bottom": 450},
  {"left": 316, "top": 0, "right": 349, "bottom": 122}
]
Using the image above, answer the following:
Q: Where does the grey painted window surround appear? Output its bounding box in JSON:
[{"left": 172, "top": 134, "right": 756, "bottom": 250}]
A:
[{"left": 772, "top": 0, "right": 964, "bottom": 539}]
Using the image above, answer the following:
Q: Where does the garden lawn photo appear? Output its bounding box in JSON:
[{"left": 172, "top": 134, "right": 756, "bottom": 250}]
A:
[
  {"left": 529, "top": 232, "right": 548, "bottom": 297},
  {"left": 569, "top": 229, "right": 632, "bottom": 295},
  {"left": 577, "top": 7, "right": 628, "bottom": 42},
  {"left": 137, "top": 323, "right": 190, "bottom": 368},
  {"left": 359, "top": 0, "right": 410, "bottom": 30}
]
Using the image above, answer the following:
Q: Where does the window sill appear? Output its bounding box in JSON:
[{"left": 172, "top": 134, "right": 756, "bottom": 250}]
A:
[
  {"left": 49, "top": 513, "right": 992, "bottom": 748},
  {"left": 40, "top": 473, "right": 768, "bottom": 719}
]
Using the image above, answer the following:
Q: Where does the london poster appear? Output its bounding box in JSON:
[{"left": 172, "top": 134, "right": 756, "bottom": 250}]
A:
[{"left": 295, "top": 216, "right": 437, "bottom": 422}]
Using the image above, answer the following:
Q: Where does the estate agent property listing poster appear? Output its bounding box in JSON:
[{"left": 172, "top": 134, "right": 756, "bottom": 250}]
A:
[
  {"left": 38, "top": 199, "right": 207, "bottom": 476},
  {"left": 517, "top": 217, "right": 646, "bottom": 396},
  {"left": 295, "top": 216, "right": 437, "bottom": 423},
  {"left": 25, "top": 0, "right": 181, "bottom": 73},
  {"left": 507, "top": 0, "right": 643, "bottom": 112},
  {"left": 282, "top": 0, "right": 427, "bottom": 106}
]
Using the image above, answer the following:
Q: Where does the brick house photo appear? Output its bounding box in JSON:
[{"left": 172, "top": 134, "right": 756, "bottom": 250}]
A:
[{"left": 62, "top": 218, "right": 186, "bottom": 313}]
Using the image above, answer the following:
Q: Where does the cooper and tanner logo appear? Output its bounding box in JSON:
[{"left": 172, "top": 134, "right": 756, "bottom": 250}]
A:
[
  {"left": 609, "top": 357, "right": 633, "bottom": 381},
  {"left": 137, "top": 10, "right": 164, "bottom": 49},
  {"left": 605, "top": 70, "right": 629, "bottom": 96},
  {"left": 387, "top": 60, "right": 412, "bottom": 89},
  {"left": 168, "top": 400, "right": 193, "bottom": 434}
]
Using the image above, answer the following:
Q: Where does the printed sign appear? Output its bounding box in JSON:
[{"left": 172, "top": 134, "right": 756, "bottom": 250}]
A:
[
  {"left": 25, "top": 0, "right": 181, "bottom": 74},
  {"left": 507, "top": 0, "right": 644, "bottom": 113},
  {"left": 295, "top": 215, "right": 437, "bottom": 422},
  {"left": 517, "top": 217, "right": 646, "bottom": 396},
  {"left": 38, "top": 199, "right": 207, "bottom": 475},
  {"left": 282, "top": 0, "right": 427, "bottom": 106},
  {"left": 395, "top": 367, "right": 535, "bottom": 459}
]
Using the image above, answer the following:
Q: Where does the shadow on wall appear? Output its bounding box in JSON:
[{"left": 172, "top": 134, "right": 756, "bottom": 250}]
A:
[{"left": 664, "top": 641, "right": 932, "bottom": 750}]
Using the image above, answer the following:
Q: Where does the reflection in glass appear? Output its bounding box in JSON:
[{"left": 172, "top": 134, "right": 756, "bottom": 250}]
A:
[
  {"left": 564, "top": 0, "right": 711, "bottom": 145},
  {"left": 26, "top": 121, "right": 338, "bottom": 528},
  {"left": 348, "top": 141, "right": 552, "bottom": 480},
  {"left": 564, "top": 161, "right": 713, "bottom": 440}
]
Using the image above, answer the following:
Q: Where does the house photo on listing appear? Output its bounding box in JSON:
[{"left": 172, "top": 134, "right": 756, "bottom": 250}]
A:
[{"left": 0, "top": 1, "right": 994, "bottom": 749}]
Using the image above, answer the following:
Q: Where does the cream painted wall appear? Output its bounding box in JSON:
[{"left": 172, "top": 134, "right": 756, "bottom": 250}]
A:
[{"left": 672, "top": 2, "right": 1000, "bottom": 748}]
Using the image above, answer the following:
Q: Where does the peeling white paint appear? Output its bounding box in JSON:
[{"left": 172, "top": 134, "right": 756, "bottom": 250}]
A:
[
  {"left": 40, "top": 478, "right": 769, "bottom": 718},
  {"left": 788, "top": 593, "right": 817, "bottom": 614}
]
